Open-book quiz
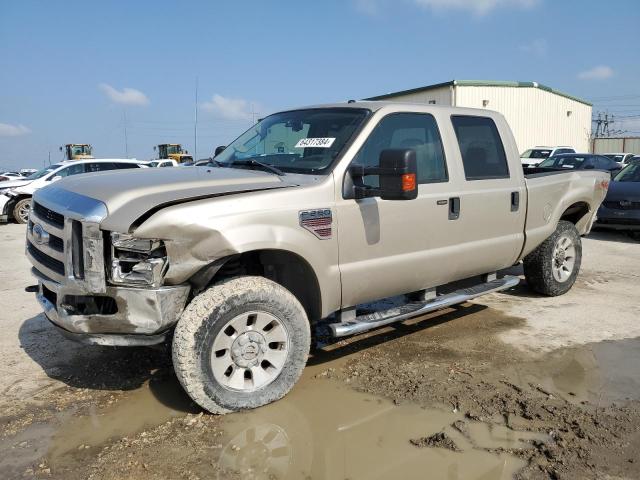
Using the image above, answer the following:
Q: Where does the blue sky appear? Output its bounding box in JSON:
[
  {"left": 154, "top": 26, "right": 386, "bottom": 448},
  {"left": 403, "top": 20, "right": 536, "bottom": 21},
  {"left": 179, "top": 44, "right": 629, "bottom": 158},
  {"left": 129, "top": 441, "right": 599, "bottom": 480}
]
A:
[{"left": 1, "top": 0, "right": 639, "bottom": 170}]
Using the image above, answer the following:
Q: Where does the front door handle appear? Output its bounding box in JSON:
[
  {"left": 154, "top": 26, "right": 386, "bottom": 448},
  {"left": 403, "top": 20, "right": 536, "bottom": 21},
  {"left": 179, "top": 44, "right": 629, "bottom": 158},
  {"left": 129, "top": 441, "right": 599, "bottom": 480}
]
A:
[
  {"left": 511, "top": 191, "right": 520, "bottom": 212},
  {"left": 449, "top": 197, "right": 460, "bottom": 220}
]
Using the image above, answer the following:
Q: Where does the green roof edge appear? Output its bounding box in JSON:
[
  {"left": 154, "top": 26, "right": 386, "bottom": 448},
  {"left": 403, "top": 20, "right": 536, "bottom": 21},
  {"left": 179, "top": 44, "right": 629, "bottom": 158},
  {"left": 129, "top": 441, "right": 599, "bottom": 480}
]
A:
[{"left": 364, "top": 80, "right": 592, "bottom": 106}]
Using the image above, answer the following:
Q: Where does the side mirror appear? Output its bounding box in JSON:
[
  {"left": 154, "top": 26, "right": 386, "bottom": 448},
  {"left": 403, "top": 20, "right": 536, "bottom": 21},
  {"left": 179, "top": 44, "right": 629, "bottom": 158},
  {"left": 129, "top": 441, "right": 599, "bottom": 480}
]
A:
[
  {"left": 584, "top": 164, "right": 595, "bottom": 170},
  {"left": 49, "top": 175, "right": 62, "bottom": 182},
  {"left": 349, "top": 149, "right": 418, "bottom": 201},
  {"left": 214, "top": 145, "right": 226, "bottom": 157}
]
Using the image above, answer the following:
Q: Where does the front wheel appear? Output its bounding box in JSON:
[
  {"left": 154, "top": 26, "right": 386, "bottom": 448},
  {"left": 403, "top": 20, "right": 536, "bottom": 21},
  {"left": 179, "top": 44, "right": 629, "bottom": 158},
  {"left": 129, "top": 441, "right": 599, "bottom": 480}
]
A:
[
  {"left": 523, "top": 220, "right": 582, "bottom": 296},
  {"left": 172, "top": 276, "right": 311, "bottom": 414},
  {"left": 13, "top": 198, "right": 31, "bottom": 224}
]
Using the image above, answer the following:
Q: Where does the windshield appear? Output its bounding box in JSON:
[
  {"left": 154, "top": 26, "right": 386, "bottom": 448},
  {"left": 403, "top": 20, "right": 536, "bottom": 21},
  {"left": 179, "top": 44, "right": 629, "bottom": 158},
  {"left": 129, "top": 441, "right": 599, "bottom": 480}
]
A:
[
  {"left": 538, "top": 155, "right": 586, "bottom": 169},
  {"left": 71, "top": 145, "right": 91, "bottom": 156},
  {"left": 603, "top": 154, "right": 624, "bottom": 162},
  {"left": 614, "top": 163, "right": 640, "bottom": 182},
  {"left": 521, "top": 149, "right": 552, "bottom": 159},
  {"left": 215, "top": 108, "right": 370, "bottom": 174},
  {"left": 149, "top": 161, "right": 160, "bottom": 168},
  {"left": 26, "top": 164, "right": 63, "bottom": 180}
]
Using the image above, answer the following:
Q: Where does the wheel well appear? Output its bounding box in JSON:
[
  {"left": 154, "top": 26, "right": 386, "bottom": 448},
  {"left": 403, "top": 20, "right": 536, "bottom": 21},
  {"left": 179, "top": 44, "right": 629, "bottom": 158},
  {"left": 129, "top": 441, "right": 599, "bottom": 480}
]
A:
[
  {"left": 7, "top": 195, "right": 31, "bottom": 220},
  {"left": 195, "top": 250, "right": 322, "bottom": 322},
  {"left": 560, "top": 202, "right": 590, "bottom": 225}
]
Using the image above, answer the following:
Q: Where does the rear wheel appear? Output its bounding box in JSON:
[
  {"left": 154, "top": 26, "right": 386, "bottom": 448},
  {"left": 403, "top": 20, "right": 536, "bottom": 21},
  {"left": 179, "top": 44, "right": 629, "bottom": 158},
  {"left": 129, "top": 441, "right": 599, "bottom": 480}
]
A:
[
  {"left": 523, "top": 220, "right": 582, "bottom": 296},
  {"left": 172, "top": 276, "right": 310, "bottom": 414},
  {"left": 13, "top": 198, "right": 31, "bottom": 224}
]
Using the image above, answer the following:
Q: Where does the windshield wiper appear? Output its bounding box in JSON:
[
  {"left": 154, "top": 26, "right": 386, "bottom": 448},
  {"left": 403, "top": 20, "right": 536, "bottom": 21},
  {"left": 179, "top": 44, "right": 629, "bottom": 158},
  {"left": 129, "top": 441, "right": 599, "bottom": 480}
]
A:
[{"left": 230, "top": 159, "right": 285, "bottom": 176}]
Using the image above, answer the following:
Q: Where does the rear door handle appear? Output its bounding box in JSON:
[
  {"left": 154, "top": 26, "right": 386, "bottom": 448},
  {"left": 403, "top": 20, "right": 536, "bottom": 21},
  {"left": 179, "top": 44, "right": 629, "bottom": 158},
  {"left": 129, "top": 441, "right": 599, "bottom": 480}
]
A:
[
  {"left": 511, "top": 191, "right": 520, "bottom": 212},
  {"left": 449, "top": 197, "right": 460, "bottom": 220}
]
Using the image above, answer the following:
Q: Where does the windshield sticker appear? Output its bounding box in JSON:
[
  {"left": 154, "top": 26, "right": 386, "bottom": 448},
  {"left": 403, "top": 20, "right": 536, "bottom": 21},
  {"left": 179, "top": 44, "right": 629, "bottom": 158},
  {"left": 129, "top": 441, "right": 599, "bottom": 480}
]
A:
[{"left": 295, "top": 138, "right": 336, "bottom": 148}]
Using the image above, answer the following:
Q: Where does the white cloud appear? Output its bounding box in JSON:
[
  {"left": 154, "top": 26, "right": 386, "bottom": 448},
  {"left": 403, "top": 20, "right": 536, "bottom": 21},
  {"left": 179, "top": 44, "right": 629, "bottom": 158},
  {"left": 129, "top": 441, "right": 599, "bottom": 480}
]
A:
[
  {"left": 201, "top": 94, "right": 257, "bottom": 121},
  {"left": 98, "top": 83, "right": 150, "bottom": 106},
  {"left": 578, "top": 65, "right": 614, "bottom": 81},
  {"left": 354, "top": 0, "right": 538, "bottom": 16},
  {"left": 354, "top": 0, "right": 381, "bottom": 15},
  {"left": 0, "top": 123, "right": 31, "bottom": 137},
  {"left": 414, "top": 0, "right": 538, "bottom": 15},
  {"left": 520, "top": 38, "right": 547, "bottom": 57}
]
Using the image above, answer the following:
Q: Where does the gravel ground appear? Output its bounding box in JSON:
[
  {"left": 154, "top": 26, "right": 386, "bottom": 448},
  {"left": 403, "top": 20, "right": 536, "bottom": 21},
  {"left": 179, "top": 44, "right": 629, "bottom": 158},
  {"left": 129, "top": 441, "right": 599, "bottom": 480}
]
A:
[{"left": 1, "top": 223, "right": 639, "bottom": 479}]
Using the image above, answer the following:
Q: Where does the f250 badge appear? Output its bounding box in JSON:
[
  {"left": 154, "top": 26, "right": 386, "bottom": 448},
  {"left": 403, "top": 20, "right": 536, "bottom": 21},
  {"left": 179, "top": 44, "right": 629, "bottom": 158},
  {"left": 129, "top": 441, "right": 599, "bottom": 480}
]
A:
[{"left": 299, "top": 209, "right": 332, "bottom": 239}]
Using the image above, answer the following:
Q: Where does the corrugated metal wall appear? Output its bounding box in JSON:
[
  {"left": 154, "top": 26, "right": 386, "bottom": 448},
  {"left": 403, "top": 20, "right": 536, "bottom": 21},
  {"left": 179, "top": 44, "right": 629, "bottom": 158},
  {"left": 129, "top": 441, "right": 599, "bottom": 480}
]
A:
[
  {"left": 592, "top": 137, "right": 640, "bottom": 155},
  {"left": 379, "top": 86, "right": 452, "bottom": 106},
  {"left": 454, "top": 86, "right": 592, "bottom": 153}
]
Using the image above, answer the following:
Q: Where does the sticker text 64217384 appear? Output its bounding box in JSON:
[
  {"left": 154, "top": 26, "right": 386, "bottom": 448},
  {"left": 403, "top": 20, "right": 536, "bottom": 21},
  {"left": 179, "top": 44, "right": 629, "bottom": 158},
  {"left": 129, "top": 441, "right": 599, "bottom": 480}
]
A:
[{"left": 294, "top": 138, "right": 336, "bottom": 148}]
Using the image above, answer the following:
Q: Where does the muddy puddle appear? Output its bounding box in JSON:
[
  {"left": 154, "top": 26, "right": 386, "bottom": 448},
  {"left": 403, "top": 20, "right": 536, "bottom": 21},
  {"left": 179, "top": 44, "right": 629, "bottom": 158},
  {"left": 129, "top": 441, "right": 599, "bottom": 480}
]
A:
[
  {"left": 215, "top": 374, "right": 543, "bottom": 480},
  {"left": 1, "top": 326, "right": 639, "bottom": 479},
  {"left": 506, "top": 337, "right": 640, "bottom": 406},
  {"left": 0, "top": 375, "right": 195, "bottom": 477}
]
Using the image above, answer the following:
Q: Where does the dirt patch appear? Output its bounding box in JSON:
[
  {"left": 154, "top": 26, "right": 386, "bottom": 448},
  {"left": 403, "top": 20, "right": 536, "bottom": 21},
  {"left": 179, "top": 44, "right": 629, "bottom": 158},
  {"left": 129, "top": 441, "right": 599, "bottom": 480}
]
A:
[
  {"left": 410, "top": 431, "right": 461, "bottom": 451},
  {"left": 327, "top": 307, "right": 640, "bottom": 479}
]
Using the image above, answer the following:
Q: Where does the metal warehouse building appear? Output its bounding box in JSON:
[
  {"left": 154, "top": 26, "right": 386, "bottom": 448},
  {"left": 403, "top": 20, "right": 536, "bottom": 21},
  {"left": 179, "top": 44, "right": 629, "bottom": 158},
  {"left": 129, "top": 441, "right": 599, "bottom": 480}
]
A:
[{"left": 365, "top": 80, "right": 593, "bottom": 153}]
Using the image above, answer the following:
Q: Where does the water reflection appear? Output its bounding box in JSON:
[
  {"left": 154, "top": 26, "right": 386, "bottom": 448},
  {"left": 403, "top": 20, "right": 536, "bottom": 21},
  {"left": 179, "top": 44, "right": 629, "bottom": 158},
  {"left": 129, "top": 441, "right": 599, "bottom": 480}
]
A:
[{"left": 217, "top": 374, "right": 534, "bottom": 480}]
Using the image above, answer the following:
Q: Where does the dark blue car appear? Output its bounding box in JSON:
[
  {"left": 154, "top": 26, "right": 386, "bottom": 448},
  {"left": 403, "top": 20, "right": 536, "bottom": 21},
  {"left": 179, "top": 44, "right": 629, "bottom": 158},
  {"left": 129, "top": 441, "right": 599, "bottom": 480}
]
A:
[{"left": 596, "top": 162, "right": 640, "bottom": 237}]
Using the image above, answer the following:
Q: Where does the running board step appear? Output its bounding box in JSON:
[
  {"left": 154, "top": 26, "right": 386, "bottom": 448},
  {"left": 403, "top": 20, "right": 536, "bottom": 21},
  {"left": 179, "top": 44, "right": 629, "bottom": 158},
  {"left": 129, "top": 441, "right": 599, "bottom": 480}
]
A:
[{"left": 329, "top": 275, "right": 520, "bottom": 338}]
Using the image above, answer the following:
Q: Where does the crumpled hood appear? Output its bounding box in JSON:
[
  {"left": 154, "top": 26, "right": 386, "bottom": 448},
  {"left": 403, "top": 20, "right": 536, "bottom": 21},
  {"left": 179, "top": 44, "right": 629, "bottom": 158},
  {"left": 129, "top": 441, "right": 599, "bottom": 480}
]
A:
[
  {"left": 0, "top": 178, "right": 31, "bottom": 189},
  {"left": 605, "top": 181, "right": 640, "bottom": 202},
  {"left": 44, "top": 167, "right": 299, "bottom": 230}
]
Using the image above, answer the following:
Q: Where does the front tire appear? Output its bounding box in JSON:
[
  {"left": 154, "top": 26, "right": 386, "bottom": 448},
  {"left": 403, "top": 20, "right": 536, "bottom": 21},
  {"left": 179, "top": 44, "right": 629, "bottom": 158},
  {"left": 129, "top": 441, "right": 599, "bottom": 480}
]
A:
[
  {"left": 13, "top": 198, "right": 31, "bottom": 224},
  {"left": 172, "top": 276, "right": 310, "bottom": 414},
  {"left": 523, "top": 220, "right": 582, "bottom": 296}
]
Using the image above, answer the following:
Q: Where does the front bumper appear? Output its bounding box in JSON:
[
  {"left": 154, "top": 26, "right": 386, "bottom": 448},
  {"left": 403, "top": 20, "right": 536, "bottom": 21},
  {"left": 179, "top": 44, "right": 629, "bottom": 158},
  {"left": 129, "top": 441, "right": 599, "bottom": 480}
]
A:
[
  {"left": 595, "top": 206, "right": 640, "bottom": 231},
  {"left": 33, "top": 268, "right": 190, "bottom": 346},
  {"left": 0, "top": 194, "right": 10, "bottom": 222}
]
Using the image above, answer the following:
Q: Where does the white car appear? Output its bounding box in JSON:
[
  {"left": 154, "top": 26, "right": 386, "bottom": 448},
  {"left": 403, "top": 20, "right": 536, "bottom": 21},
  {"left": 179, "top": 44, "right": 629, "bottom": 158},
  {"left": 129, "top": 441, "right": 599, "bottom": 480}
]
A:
[
  {"left": 0, "top": 159, "right": 143, "bottom": 224},
  {"left": 601, "top": 153, "right": 636, "bottom": 166},
  {"left": 147, "top": 159, "right": 179, "bottom": 168},
  {"left": 0, "top": 171, "right": 22, "bottom": 181},
  {"left": 520, "top": 146, "right": 576, "bottom": 167}
]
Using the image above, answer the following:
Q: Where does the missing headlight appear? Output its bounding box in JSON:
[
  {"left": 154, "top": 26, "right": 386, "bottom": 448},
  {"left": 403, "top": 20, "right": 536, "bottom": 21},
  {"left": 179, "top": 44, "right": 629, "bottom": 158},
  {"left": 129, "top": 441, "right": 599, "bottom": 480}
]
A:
[{"left": 109, "top": 232, "right": 168, "bottom": 288}]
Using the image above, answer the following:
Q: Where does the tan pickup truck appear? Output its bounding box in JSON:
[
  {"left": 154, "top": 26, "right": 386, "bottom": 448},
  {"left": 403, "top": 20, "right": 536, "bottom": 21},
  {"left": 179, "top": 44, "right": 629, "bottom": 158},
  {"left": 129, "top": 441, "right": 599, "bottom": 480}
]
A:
[{"left": 26, "top": 102, "right": 609, "bottom": 413}]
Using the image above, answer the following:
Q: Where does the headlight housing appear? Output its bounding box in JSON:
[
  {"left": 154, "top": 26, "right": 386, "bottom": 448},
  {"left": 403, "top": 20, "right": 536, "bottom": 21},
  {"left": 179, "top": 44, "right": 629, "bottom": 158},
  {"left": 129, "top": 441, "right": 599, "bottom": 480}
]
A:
[{"left": 109, "top": 232, "right": 168, "bottom": 288}]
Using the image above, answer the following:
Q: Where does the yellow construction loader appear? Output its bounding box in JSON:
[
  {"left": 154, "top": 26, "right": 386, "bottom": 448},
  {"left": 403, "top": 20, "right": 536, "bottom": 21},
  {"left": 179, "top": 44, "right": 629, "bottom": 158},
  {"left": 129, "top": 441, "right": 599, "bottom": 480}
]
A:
[
  {"left": 155, "top": 144, "right": 193, "bottom": 163},
  {"left": 60, "top": 144, "right": 93, "bottom": 160}
]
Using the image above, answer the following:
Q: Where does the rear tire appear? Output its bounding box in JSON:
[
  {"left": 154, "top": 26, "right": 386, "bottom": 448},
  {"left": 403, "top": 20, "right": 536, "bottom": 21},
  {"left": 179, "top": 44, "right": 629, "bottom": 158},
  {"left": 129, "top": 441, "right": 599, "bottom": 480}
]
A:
[
  {"left": 172, "top": 276, "right": 310, "bottom": 414},
  {"left": 523, "top": 220, "right": 582, "bottom": 296},
  {"left": 13, "top": 198, "right": 31, "bottom": 224}
]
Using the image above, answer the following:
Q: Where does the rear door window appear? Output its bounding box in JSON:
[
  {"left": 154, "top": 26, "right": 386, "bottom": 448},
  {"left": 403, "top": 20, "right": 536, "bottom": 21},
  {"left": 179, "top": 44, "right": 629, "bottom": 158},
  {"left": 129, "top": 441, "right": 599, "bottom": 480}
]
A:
[
  {"left": 451, "top": 116, "right": 509, "bottom": 180},
  {"left": 115, "top": 162, "right": 141, "bottom": 169},
  {"left": 86, "top": 162, "right": 118, "bottom": 172},
  {"left": 56, "top": 163, "right": 86, "bottom": 177}
]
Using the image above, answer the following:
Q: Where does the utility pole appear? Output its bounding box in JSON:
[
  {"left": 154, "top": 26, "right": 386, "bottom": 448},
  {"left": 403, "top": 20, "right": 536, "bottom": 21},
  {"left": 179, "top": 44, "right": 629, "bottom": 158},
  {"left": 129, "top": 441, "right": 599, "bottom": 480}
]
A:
[{"left": 194, "top": 77, "right": 199, "bottom": 161}]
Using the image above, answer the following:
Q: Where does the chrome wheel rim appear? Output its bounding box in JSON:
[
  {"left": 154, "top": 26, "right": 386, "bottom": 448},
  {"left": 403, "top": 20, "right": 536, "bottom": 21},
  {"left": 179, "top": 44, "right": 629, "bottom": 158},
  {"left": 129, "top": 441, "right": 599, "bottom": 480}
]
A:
[
  {"left": 211, "top": 311, "right": 289, "bottom": 392},
  {"left": 552, "top": 235, "right": 576, "bottom": 283},
  {"left": 17, "top": 202, "right": 30, "bottom": 223}
]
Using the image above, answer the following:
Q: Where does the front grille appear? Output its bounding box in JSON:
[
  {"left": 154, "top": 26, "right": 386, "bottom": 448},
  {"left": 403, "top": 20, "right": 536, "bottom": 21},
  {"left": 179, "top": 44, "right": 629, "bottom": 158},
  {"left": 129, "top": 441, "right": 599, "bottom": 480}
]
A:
[
  {"left": 603, "top": 200, "right": 640, "bottom": 210},
  {"left": 27, "top": 241, "right": 65, "bottom": 276},
  {"left": 33, "top": 202, "right": 64, "bottom": 229},
  {"left": 49, "top": 234, "right": 64, "bottom": 252}
]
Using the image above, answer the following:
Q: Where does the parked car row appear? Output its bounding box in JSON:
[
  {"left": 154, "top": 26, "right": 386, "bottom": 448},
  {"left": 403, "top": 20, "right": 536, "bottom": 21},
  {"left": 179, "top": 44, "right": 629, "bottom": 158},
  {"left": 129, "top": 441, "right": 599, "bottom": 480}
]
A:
[
  {"left": 0, "top": 159, "right": 143, "bottom": 223},
  {"left": 595, "top": 161, "right": 640, "bottom": 238},
  {"left": 0, "top": 168, "right": 38, "bottom": 181},
  {"left": 518, "top": 148, "right": 639, "bottom": 238}
]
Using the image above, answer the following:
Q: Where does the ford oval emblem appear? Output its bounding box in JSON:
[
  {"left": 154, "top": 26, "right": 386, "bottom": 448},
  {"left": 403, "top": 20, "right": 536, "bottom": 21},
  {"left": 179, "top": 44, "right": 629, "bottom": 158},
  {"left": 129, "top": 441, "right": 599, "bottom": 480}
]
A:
[{"left": 32, "top": 223, "right": 49, "bottom": 245}]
